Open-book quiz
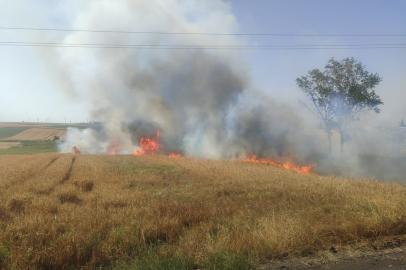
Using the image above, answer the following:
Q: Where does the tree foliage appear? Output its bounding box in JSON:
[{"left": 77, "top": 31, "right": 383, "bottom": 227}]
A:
[{"left": 297, "top": 57, "right": 383, "bottom": 154}]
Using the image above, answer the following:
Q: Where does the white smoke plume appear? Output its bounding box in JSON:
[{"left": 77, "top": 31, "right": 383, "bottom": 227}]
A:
[
  {"left": 53, "top": 0, "right": 315, "bottom": 161},
  {"left": 39, "top": 0, "right": 405, "bottom": 181}
]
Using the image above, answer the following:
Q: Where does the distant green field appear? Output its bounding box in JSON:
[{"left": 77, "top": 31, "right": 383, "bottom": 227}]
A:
[
  {"left": 0, "top": 140, "right": 57, "bottom": 155},
  {"left": 0, "top": 127, "right": 29, "bottom": 140}
]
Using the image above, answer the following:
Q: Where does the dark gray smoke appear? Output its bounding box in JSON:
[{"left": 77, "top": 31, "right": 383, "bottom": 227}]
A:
[
  {"left": 53, "top": 0, "right": 404, "bottom": 182},
  {"left": 55, "top": 0, "right": 315, "bottom": 160},
  {"left": 124, "top": 120, "right": 161, "bottom": 146}
]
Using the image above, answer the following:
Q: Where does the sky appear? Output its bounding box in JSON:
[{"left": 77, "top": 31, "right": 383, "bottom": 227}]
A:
[{"left": 0, "top": 0, "right": 405, "bottom": 126}]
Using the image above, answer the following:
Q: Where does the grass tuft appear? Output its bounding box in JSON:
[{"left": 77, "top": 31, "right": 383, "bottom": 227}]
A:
[
  {"left": 7, "top": 198, "right": 29, "bottom": 213},
  {"left": 74, "top": 180, "right": 94, "bottom": 192},
  {"left": 56, "top": 185, "right": 82, "bottom": 204}
]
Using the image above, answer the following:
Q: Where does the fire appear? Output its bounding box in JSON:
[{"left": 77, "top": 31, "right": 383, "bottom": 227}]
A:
[
  {"left": 72, "top": 146, "right": 81, "bottom": 154},
  {"left": 129, "top": 131, "right": 313, "bottom": 173},
  {"left": 240, "top": 154, "right": 313, "bottom": 174},
  {"left": 132, "top": 131, "right": 181, "bottom": 157},
  {"left": 133, "top": 131, "right": 160, "bottom": 155},
  {"left": 108, "top": 140, "right": 120, "bottom": 155}
]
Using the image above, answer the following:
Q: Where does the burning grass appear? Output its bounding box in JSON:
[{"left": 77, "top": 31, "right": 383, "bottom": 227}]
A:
[
  {"left": 0, "top": 153, "right": 405, "bottom": 269},
  {"left": 128, "top": 131, "right": 314, "bottom": 174}
]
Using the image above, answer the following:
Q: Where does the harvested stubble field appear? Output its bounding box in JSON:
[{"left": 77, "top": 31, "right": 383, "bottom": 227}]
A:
[
  {"left": 0, "top": 127, "right": 30, "bottom": 141},
  {"left": 6, "top": 128, "right": 66, "bottom": 141},
  {"left": 0, "top": 154, "right": 405, "bottom": 270}
]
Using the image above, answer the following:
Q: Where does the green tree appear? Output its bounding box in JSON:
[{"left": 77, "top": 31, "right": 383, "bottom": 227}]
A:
[
  {"left": 297, "top": 57, "right": 383, "bottom": 154},
  {"left": 296, "top": 69, "right": 335, "bottom": 154}
]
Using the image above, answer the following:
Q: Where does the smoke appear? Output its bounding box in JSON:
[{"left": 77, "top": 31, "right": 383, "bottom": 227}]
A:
[
  {"left": 53, "top": 0, "right": 316, "bottom": 161},
  {"left": 313, "top": 127, "right": 406, "bottom": 181},
  {"left": 50, "top": 0, "right": 405, "bottom": 181},
  {"left": 315, "top": 155, "right": 406, "bottom": 182},
  {"left": 58, "top": 127, "right": 109, "bottom": 155}
]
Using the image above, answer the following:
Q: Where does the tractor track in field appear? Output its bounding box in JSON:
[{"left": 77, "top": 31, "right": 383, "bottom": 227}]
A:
[
  {"left": 61, "top": 156, "right": 76, "bottom": 184},
  {"left": 44, "top": 156, "right": 59, "bottom": 170},
  {"left": 4, "top": 156, "right": 60, "bottom": 189},
  {"left": 25, "top": 156, "right": 60, "bottom": 180}
]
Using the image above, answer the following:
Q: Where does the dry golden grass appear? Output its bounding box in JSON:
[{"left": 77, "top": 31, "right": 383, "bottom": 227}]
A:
[{"left": 0, "top": 153, "right": 405, "bottom": 269}]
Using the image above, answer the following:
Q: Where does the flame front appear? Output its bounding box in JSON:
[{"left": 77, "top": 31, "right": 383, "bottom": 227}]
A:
[
  {"left": 240, "top": 154, "right": 313, "bottom": 174},
  {"left": 133, "top": 131, "right": 160, "bottom": 155},
  {"left": 108, "top": 140, "right": 120, "bottom": 155},
  {"left": 72, "top": 146, "right": 81, "bottom": 154},
  {"left": 129, "top": 131, "right": 313, "bottom": 173}
]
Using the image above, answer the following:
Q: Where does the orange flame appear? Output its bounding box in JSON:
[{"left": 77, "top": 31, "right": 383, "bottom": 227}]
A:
[
  {"left": 108, "top": 140, "right": 120, "bottom": 155},
  {"left": 72, "top": 146, "right": 81, "bottom": 154},
  {"left": 130, "top": 131, "right": 313, "bottom": 173},
  {"left": 240, "top": 154, "right": 313, "bottom": 174},
  {"left": 133, "top": 132, "right": 160, "bottom": 155}
]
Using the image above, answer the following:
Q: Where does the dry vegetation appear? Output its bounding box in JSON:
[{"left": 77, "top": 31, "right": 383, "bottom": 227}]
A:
[
  {"left": 0, "top": 142, "right": 21, "bottom": 150},
  {"left": 6, "top": 128, "right": 66, "bottom": 141},
  {"left": 0, "top": 154, "right": 405, "bottom": 269}
]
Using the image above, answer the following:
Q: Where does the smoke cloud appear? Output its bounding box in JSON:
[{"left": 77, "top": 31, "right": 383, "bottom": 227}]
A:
[
  {"left": 53, "top": 0, "right": 316, "bottom": 162},
  {"left": 49, "top": 0, "right": 405, "bottom": 182}
]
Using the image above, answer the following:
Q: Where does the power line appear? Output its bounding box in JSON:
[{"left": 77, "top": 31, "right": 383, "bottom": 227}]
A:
[
  {"left": 1, "top": 41, "right": 406, "bottom": 47},
  {"left": 0, "top": 41, "right": 405, "bottom": 50},
  {"left": 1, "top": 26, "right": 405, "bottom": 37}
]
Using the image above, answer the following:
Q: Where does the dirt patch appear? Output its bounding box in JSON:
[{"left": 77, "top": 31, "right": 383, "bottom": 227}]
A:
[
  {"left": 6, "top": 128, "right": 66, "bottom": 141},
  {"left": 0, "top": 142, "right": 21, "bottom": 149},
  {"left": 259, "top": 237, "right": 406, "bottom": 270}
]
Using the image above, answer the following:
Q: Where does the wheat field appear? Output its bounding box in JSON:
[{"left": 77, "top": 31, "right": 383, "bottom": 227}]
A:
[{"left": 0, "top": 153, "right": 405, "bottom": 269}]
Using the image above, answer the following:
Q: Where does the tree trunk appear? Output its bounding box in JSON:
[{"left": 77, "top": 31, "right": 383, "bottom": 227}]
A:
[
  {"left": 340, "top": 130, "right": 344, "bottom": 155},
  {"left": 327, "top": 130, "right": 332, "bottom": 154}
]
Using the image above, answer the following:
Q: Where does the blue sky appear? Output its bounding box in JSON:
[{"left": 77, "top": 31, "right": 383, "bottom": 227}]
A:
[
  {"left": 0, "top": 0, "right": 405, "bottom": 125},
  {"left": 231, "top": 0, "right": 406, "bottom": 126}
]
